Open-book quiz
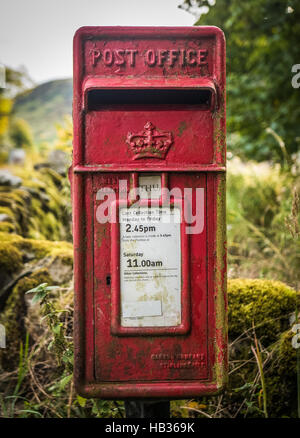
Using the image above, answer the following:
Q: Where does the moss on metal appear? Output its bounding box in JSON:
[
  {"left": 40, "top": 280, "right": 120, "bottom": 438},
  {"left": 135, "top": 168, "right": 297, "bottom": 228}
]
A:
[{"left": 214, "top": 173, "right": 228, "bottom": 388}]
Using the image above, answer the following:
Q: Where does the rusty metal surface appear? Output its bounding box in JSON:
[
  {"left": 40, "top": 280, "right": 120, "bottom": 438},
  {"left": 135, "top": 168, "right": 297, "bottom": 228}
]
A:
[{"left": 72, "top": 26, "right": 227, "bottom": 399}]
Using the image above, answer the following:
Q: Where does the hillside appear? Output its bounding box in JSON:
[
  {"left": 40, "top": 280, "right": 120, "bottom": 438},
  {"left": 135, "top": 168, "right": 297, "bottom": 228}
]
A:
[{"left": 13, "top": 78, "right": 72, "bottom": 144}]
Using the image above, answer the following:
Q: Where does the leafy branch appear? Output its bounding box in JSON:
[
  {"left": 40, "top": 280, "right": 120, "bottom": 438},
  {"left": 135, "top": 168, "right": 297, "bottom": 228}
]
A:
[{"left": 25, "top": 283, "right": 73, "bottom": 375}]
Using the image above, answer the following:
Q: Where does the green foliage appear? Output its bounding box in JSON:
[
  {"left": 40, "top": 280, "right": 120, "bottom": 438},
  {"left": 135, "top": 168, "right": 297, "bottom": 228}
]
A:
[
  {"left": 26, "top": 283, "right": 73, "bottom": 374},
  {"left": 227, "top": 279, "right": 299, "bottom": 418},
  {"left": 26, "top": 283, "right": 59, "bottom": 304},
  {"left": 0, "top": 232, "right": 73, "bottom": 372},
  {"left": 0, "top": 66, "right": 33, "bottom": 153},
  {"left": 227, "top": 158, "right": 300, "bottom": 286},
  {"left": 1, "top": 276, "right": 298, "bottom": 418},
  {"left": 9, "top": 118, "right": 33, "bottom": 149},
  {"left": 26, "top": 283, "right": 124, "bottom": 418},
  {"left": 0, "top": 269, "right": 51, "bottom": 371},
  {"left": 54, "top": 115, "right": 73, "bottom": 154},
  {"left": 4, "top": 67, "right": 32, "bottom": 96},
  {"left": 0, "top": 243, "right": 23, "bottom": 275},
  {"left": 0, "top": 333, "right": 30, "bottom": 418},
  {"left": 0, "top": 281, "right": 124, "bottom": 418},
  {"left": 180, "top": 0, "right": 300, "bottom": 162},
  {"left": 0, "top": 98, "right": 13, "bottom": 138},
  {"left": 172, "top": 279, "right": 298, "bottom": 418}
]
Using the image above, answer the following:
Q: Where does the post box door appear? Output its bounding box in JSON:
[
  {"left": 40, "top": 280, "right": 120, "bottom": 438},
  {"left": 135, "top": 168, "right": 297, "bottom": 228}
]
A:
[{"left": 92, "top": 172, "right": 208, "bottom": 382}]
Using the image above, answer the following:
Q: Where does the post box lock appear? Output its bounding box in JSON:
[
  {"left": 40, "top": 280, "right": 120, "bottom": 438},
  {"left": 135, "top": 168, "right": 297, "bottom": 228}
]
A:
[{"left": 72, "top": 26, "right": 227, "bottom": 399}]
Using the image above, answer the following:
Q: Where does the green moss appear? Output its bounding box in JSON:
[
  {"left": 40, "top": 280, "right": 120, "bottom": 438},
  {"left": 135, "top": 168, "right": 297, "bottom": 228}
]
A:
[
  {"left": 0, "top": 189, "right": 31, "bottom": 236},
  {"left": 30, "top": 197, "right": 44, "bottom": 217},
  {"left": 227, "top": 279, "right": 298, "bottom": 417},
  {"left": 0, "top": 232, "right": 73, "bottom": 268},
  {"left": 0, "top": 165, "right": 71, "bottom": 241},
  {"left": 0, "top": 206, "right": 14, "bottom": 218},
  {"left": 40, "top": 167, "right": 63, "bottom": 186},
  {"left": 0, "top": 221, "right": 16, "bottom": 233},
  {"left": 187, "top": 279, "right": 299, "bottom": 418},
  {"left": 43, "top": 212, "right": 61, "bottom": 239},
  {"left": 265, "top": 330, "right": 298, "bottom": 417},
  {"left": 276, "top": 330, "right": 297, "bottom": 377},
  {"left": 0, "top": 241, "right": 23, "bottom": 274},
  {"left": 228, "top": 279, "right": 296, "bottom": 344},
  {"left": 0, "top": 268, "right": 51, "bottom": 371},
  {"left": 0, "top": 231, "right": 23, "bottom": 244},
  {"left": 53, "top": 251, "right": 73, "bottom": 267},
  {"left": 21, "top": 238, "right": 73, "bottom": 263}
]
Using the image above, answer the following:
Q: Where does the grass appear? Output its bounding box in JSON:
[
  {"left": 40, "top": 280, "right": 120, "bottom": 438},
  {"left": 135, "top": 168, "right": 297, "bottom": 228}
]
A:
[{"left": 227, "top": 156, "right": 300, "bottom": 288}]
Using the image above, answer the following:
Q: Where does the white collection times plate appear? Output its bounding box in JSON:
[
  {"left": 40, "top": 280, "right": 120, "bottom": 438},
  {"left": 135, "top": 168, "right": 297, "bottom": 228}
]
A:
[{"left": 120, "top": 206, "right": 181, "bottom": 327}]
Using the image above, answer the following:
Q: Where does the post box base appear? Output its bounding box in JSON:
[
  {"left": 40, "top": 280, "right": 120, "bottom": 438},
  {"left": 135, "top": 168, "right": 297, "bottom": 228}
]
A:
[{"left": 125, "top": 400, "right": 170, "bottom": 418}]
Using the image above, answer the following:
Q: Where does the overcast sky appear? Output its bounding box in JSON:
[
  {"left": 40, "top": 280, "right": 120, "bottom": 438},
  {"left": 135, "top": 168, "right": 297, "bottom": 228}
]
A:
[{"left": 0, "top": 0, "right": 196, "bottom": 84}]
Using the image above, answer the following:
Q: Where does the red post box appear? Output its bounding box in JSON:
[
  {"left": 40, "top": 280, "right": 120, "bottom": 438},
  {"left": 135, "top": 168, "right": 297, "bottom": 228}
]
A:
[{"left": 72, "top": 26, "right": 227, "bottom": 399}]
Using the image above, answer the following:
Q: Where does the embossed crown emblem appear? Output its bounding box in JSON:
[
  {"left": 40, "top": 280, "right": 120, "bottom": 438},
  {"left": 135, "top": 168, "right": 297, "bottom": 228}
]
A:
[{"left": 126, "top": 122, "right": 173, "bottom": 160}]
